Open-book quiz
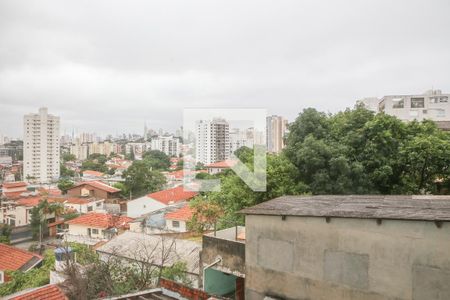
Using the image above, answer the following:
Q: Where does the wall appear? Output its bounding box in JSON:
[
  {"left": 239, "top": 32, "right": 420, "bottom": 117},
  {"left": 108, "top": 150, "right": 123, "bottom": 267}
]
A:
[
  {"left": 201, "top": 234, "right": 245, "bottom": 276},
  {"left": 68, "top": 224, "right": 105, "bottom": 239},
  {"left": 166, "top": 219, "right": 187, "bottom": 232},
  {"left": 127, "top": 196, "right": 166, "bottom": 218},
  {"left": 67, "top": 185, "right": 109, "bottom": 199},
  {"left": 245, "top": 215, "right": 450, "bottom": 300}
]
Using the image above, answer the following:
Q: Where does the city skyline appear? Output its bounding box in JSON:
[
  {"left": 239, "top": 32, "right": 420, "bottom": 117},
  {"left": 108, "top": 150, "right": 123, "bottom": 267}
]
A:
[{"left": 2, "top": 0, "right": 450, "bottom": 137}]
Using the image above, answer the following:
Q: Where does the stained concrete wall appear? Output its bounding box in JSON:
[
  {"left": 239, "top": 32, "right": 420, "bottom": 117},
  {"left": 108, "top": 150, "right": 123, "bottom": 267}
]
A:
[
  {"left": 201, "top": 234, "right": 245, "bottom": 276},
  {"left": 245, "top": 215, "right": 450, "bottom": 300}
]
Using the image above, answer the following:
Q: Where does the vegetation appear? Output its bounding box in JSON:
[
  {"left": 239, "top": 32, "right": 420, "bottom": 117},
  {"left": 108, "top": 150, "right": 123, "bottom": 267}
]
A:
[
  {"left": 57, "top": 178, "right": 75, "bottom": 194},
  {"left": 284, "top": 106, "right": 450, "bottom": 194},
  {"left": 80, "top": 154, "right": 108, "bottom": 173},
  {"left": 188, "top": 106, "right": 450, "bottom": 228},
  {"left": 122, "top": 160, "right": 166, "bottom": 198},
  {"left": 62, "top": 153, "right": 77, "bottom": 162},
  {"left": 0, "top": 224, "right": 12, "bottom": 244},
  {"left": 142, "top": 150, "right": 171, "bottom": 170},
  {"left": 0, "top": 250, "right": 55, "bottom": 297},
  {"left": 30, "top": 199, "right": 64, "bottom": 243}
]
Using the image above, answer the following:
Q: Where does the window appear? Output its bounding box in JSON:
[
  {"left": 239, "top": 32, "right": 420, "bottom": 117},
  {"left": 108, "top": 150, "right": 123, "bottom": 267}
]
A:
[
  {"left": 96, "top": 202, "right": 102, "bottom": 207},
  {"left": 392, "top": 98, "right": 404, "bottom": 108},
  {"left": 430, "top": 97, "right": 439, "bottom": 103},
  {"left": 91, "top": 228, "right": 99, "bottom": 234},
  {"left": 411, "top": 97, "right": 425, "bottom": 108},
  {"left": 87, "top": 206, "right": 93, "bottom": 212},
  {"left": 172, "top": 220, "right": 180, "bottom": 228},
  {"left": 440, "top": 96, "right": 448, "bottom": 103}
]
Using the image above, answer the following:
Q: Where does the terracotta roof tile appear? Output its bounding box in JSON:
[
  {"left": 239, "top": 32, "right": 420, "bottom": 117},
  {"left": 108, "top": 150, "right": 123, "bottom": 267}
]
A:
[
  {"left": 0, "top": 243, "right": 43, "bottom": 271},
  {"left": 82, "top": 170, "right": 105, "bottom": 177},
  {"left": 206, "top": 159, "right": 237, "bottom": 168},
  {"left": 2, "top": 181, "right": 27, "bottom": 188},
  {"left": 70, "top": 181, "right": 120, "bottom": 193},
  {"left": 10, "top": 284, "right": 68, "bottom": 300},
  {"left": 147, "top": 186, "right": 197, "bottom": 205},
  {"left": 66, "top": 212, "right": 133, "bottom": 229},
  {"left": 165, "top": 205, "right": 194, "bottom": 221}
]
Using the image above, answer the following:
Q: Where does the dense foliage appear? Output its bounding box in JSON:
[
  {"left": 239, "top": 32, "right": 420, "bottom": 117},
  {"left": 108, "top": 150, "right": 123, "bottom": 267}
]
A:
[
  {"left": 122, "top": 160, "right": 166, "bottom": 198},
  {"left": 190, "top": 106, "right": 450, "bottom": 227},
  {"left": 285, "top": 107, "right": 450, "bottom": 194}
]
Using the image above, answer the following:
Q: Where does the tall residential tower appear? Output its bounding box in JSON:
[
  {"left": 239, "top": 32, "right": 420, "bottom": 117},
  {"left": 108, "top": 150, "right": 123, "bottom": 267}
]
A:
[
  {"left": 23, "top": 107, "right": 60, "bottom": 183},
  {"left": 196, "top": 119, "right": 230, "bottom": 165},
  {"left": 266, "top": 115, "right": 288, "bottom": 154}
]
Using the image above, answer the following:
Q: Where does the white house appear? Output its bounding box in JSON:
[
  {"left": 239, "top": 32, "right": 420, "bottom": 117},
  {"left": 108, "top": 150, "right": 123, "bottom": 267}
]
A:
[
  {"left": 65, "top": 212, "right": 133, "bottom": 244},
  {"left": 127, "top": 186, "right": 197, "bottom": 218},
  {"left": 63, "top": 197, "right": 104, "bottom": 214},
  {"left": 164, "top": 204, "right": 194, "bottom": 232}
]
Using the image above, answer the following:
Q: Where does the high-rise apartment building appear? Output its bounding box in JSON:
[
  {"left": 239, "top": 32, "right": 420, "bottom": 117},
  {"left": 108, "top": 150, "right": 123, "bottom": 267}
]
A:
[
  {"left": 151, "top": 135, "right": 180, "bottom": 157},
  {"left": 266, "top": 115, "right": 288, "bottom": 154},
  {"left": 379, "top": 89, "right": 449, "bottom": 123},
  {"left": 23, "top": 107, "right": 60, "bottom": 183},
  {"left": 196, "top": 119, "right": 230, "bottom": 165}
]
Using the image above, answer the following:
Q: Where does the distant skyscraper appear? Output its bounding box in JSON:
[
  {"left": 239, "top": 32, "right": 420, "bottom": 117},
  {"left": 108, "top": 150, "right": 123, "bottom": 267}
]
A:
[
  {"left": 266, "top": 115, "right": 288, "bottom": 154},
  {"left": 196, "top": 119, "right": 230, "bottom": 165},
  {"left": 23, "top": 107, "right": 60, "bottom": 183},
  {"left": 144, "top": 122, "right": 148, "bottom": 141}
]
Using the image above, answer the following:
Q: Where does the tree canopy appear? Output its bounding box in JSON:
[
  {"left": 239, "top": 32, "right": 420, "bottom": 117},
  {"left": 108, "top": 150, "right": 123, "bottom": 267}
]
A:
[{"left": 122, "top": 160, "right": 166, "bottom": 198}]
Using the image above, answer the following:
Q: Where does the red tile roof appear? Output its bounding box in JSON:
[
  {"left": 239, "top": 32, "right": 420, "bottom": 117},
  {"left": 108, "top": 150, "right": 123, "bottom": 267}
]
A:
[
  {"left": 147, "top": 186, "right": 198, "bottom": 205},
  {"left": 83, "top": 170, "right": 105, "bottom": 177},
  {"left": 0, "top": 243, "right": 43, "bottom": 271},
  {"left": 64, "top": 197, "right": 91, "bottom": 205},
  {"left": 15, "top": 196, "right": 43, "bottom": 207},
  {"left": 2, "top": 181, "right": 27, "bottom": 188},
  {"left": 66, "top": 212, "right": 133, "bottom": 229},
  {"left": 10, "top": 284, "right": 68, "bottom": 300},
  {"left": 3, "top": 191, "right": 27, "bottom": 199},
  {"left": 206, "top": 159, "right": 237, "bottom": 168},
  {"left": 71, "top": 181, "right": 120, "bottom": 193},
  {"left": 165, "top": 205, "right": 194, "bottom": 221}
]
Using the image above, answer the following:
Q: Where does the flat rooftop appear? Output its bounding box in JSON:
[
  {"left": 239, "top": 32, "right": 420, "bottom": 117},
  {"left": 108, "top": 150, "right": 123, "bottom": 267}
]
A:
[{"left": 240, "top": 195, "right": 450, "bottom": 221}]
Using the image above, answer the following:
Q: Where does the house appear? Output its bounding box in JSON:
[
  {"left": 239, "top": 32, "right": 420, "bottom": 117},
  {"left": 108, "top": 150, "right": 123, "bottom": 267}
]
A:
[
  {"left": 7, "top": 284, "right": 68, "bottom": 300},
  {"left": 200, "top": 226, "right": 245, "bottom": 299},
  {"left": 96, "top": 231, "right": 202, "bottom": 287},
  {"left": 0, "top": 243, "right": 43, "bottom": 284},
  {"left": 206, "top": 160, "right": 236, "bottom": 175},
  {"left": 0, "top": 196, "right": 58, "bottom": 226},
  {"left": 1, "top": 181, "right": 28, "bottom": 199},
  {"left": 66, "top": 181, "right": 121, "bottom": 200},
  {"left": 82, "top": 170, "right": 105, "bottom": 180},
  {"left": 65, "top": 212, "right": 133, "bottom": 244},
  {"left": 63, "top": 197, "right": 104, "bottom": 214},
  {"left": 127, "top": 185, "right": 197, "bottom": 218},
  {"left": 241, "top": 195, "right": 450, "bottom": 300},
  {"left": 164, "top": 204, "right": 194, "bottom": 232}
]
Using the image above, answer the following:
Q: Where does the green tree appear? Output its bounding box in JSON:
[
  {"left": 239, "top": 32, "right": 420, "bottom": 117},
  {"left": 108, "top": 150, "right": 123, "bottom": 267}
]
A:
[
  {"left": 122, "top": 160, "right": 166, "bottom": 197},
  {"left": 62, "top": 153, "right": 77, "bottom": 162},
  {"left": 142, "top": 150, "right": 171, "bottom": 170},
  {"left": 0, "top": 224, "right": 12, "bottom": 244},
  {"left": 57, "top": 178, "right": 75, "bottom": 194},
  {"left": 60, "top": 163, "right": 76, "bottom": 177},
  {"left": 112, "top": 182, "right": 130, "bottom": 198}
]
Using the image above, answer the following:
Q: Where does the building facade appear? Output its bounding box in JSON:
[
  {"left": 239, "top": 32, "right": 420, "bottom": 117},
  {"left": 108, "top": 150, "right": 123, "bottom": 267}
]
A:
[
  {"left": 266, "top": 115, "right": 288, "bottom": 154},
  {"left": 151, "top": 135, "right": 181, "bottom": 157},
  {"left": 379, "top": 89, "right": 449, "bottom": 123},
  {"left": 23, "top": 107, "right": 60, "bottom": 183},
  {"left": 196, "top": 119, "right": 230, "bottom": 165},
  {"left": 242, "top": 195, "right": 450, "bottom": 300}
]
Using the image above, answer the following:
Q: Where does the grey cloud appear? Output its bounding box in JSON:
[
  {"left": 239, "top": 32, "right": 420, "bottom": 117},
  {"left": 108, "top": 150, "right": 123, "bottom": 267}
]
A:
[{"left": 0, "top": 0, "right": 449, "bottom": 137}]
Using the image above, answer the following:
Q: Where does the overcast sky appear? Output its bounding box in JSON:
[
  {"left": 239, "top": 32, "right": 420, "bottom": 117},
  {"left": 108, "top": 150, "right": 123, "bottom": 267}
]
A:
[{"left": 1, "top": 0, "right": 449, "bottom": 137}]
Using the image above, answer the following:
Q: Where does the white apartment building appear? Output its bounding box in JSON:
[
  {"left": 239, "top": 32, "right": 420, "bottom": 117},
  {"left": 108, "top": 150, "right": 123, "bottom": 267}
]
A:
[
  {"left": 195, "top": 119, "right": 230, "bottom": 165},
  {"left": 266, "top": 115, "right": 288, "bottom": 154},
  {"left": 151, "top": 135, "right": 181, "bottom": 157},
  {"left": 229, "top": 128, "right": 255, "bottom": 154},
  {"left": 23, "top": 107, "right": 60, "bottom": 183},
  {"left": 379, "top": 89, "right": 449, "bottom": 123}
]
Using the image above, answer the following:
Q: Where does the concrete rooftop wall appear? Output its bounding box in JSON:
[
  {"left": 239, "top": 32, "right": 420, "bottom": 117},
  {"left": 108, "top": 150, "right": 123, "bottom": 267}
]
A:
[{"left": 245, "top": 215, "right": 450, "bottom": 300}]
